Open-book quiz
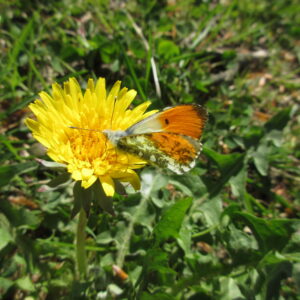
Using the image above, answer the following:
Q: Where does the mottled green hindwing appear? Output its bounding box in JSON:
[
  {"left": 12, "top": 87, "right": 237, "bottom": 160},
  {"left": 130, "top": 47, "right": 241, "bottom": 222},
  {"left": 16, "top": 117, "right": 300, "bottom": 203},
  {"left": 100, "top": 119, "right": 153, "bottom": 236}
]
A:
[{"left": 117, "top": 133, "right": 202, "bottom": 174}]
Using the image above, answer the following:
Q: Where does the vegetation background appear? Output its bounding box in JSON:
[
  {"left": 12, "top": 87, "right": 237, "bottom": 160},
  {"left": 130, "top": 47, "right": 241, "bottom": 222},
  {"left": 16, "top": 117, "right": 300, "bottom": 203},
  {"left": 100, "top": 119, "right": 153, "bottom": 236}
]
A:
[{"left": 1, "top": 0, "right": 300, "bottom": 299}]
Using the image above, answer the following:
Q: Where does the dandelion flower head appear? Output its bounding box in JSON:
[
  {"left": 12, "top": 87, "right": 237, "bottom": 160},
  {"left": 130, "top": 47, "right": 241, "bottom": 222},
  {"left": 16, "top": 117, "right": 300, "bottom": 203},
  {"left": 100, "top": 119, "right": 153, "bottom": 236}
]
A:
[{"left": 26, "top": 78, "right": 156, "bottom": 196}]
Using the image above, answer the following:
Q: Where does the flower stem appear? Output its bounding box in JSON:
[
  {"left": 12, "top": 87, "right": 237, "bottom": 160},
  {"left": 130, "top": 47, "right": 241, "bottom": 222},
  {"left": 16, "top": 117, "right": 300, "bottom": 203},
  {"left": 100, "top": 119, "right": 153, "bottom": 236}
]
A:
[{"left": 76, "top": 208, "right": 87, "bottom": 278}]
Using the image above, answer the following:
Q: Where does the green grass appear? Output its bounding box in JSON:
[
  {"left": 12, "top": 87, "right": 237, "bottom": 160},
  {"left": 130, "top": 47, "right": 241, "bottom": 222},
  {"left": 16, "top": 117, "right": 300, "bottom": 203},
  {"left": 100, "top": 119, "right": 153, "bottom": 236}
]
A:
[{"left": 1, "top": 0, "right": 300, "bottom": 299}]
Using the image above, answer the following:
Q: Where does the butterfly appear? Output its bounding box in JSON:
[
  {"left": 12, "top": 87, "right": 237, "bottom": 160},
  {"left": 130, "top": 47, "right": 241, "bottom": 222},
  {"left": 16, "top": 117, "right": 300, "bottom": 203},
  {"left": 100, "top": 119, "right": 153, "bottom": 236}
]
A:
[{"left": 103, "top": 104, "right": 207, "bottom": 174}]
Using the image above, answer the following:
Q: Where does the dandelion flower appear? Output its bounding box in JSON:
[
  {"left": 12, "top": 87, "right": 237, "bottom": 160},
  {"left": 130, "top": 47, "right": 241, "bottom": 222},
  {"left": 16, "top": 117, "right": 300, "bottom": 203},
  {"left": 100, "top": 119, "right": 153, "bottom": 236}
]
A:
[{"left": 26, "top": 77, "right": 156, "bottom": 196}]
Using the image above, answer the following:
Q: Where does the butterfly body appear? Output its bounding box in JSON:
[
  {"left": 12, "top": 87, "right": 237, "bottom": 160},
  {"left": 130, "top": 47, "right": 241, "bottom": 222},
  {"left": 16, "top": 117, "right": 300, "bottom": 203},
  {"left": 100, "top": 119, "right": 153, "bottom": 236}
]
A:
[{"left": 103, "top": 104, "right": 207, "bottom": 174}]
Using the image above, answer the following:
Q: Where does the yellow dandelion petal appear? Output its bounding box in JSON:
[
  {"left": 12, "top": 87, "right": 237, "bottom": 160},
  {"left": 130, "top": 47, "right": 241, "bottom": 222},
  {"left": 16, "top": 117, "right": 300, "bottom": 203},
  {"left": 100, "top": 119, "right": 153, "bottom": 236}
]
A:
[
  {"left": 114, "top": 89, "right": 137, "bottom": 124},
  {"left": 82, "top": 175, "right": 97, "bottom": 189},
  {"left": 130, "top": 101, "right": 155, "bottom": 122},
  {"left": 87, "top": 78, "right": 95, "bottom": 92},
  {"left": 26, "top": 77, "right": 156, "bottom": 196},
  {"left": 82, "top": 168, "right": 93, "bottom": 179},
  {"left": 95, "top": 78, "right": 106, "bottom": 102},
  {"left": 107, "top": 80, "right": 121, "bottom": 107},
  {"left": 52, "top": 82, "right": 64, "bottom": 99},
  {"left": 67, "top": 78, "right": 82, "bottom": 100},
  {"left": 39, "top": 92, "right": 54, "bottom": 109},
  {"left": 118, "top": 170, "right": 141, "bottom": 191},
  {"left": 117, "top": 87, "right": 129, "bottom": 100},
  {"left": 100, "top": 175, "right": 115, "bottom": 197},
  {"left": 34, "top": 135, "right": 52, "bottom": 149},
  {"left": 71, "top": 170, "right": 82, "bottom": 181},
  {"left": 25, "top": 118, "right": 40, "bottom": 133}
]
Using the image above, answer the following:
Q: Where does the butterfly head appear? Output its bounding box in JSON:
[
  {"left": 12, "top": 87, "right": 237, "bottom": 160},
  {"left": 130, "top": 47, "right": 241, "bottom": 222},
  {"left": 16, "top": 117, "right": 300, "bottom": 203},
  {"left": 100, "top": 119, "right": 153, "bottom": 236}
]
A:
[{"left": 102, "top": 129, "right": 127, "bottom": 145}]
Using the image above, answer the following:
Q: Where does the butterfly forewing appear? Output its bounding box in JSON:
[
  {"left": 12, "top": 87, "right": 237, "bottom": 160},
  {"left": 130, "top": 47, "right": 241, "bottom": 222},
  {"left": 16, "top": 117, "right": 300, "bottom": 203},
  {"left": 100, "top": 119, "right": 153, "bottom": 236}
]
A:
[
  {"left": 117, "top": 132, "right": 202, "bottom": 174},
  {"left": 127, "top": 104, "right": 207, "bottom": 139}
]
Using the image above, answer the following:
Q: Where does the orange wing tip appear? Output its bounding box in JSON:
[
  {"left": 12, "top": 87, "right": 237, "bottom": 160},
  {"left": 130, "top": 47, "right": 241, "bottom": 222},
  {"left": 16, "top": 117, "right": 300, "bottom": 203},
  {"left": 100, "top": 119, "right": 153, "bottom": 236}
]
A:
[
  {"left": 193, "top": 104, "right": 208, "bottom": 122},
  {"left": 158, "top": 104, "right": 208, "bottom": 139}
]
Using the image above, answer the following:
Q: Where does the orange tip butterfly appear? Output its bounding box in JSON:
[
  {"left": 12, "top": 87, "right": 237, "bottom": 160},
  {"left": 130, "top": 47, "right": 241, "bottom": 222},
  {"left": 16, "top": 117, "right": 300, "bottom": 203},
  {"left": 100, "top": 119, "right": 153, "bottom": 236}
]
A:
[{"left": 103, "top": 104, "right": 207, "bottom": 174}]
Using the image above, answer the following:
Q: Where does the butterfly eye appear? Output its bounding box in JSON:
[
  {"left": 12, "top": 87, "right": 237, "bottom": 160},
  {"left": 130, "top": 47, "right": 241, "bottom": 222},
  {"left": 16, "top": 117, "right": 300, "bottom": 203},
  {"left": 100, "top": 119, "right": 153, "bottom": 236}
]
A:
[{"left": 165, "top": 118, "right": 169, "bottom": 125}]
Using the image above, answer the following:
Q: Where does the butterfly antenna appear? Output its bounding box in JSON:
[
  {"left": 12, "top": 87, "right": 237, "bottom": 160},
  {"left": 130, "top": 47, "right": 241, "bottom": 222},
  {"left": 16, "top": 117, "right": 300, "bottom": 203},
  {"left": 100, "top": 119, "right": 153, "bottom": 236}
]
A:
[
  {"left": 69, "top": 126, "right": 102, "bottom": 132},
  {"left": 111, "top": 97, "right": 130, "bottom": 173},
  {"left": 112, "top": 96, "right": 119, "bottom": 164},
  {"left": 110, "top": 96, "right": 117, "bottom": 129},
  {"left": 103, "top": 96, "right": 118, "bottom": 164}
]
